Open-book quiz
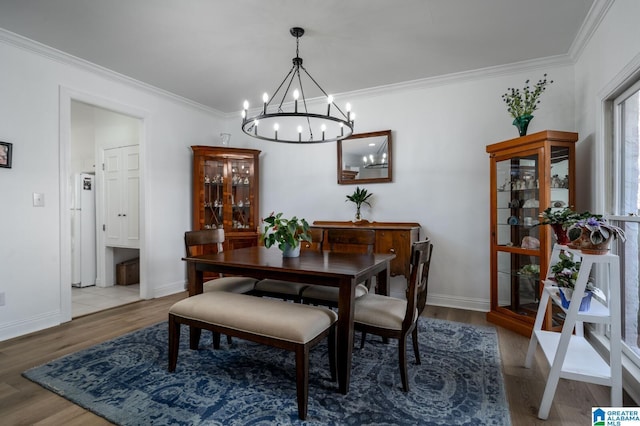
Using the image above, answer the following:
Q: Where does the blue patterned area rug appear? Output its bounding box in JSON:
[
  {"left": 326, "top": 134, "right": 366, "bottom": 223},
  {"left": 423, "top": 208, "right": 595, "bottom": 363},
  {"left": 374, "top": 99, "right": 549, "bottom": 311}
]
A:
[{"left": 23, "top": 317, "right": 511, "bottom": 425}]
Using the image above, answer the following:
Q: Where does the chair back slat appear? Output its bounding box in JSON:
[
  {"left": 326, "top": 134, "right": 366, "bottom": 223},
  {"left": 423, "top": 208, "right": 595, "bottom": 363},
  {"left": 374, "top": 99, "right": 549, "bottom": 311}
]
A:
[
  {"left": 326, "top": 229, "right": 376, "bottom": 254},
  {"left": 404, "top": 239, "right": 433, "bottom": 329},
  {"left": 184, "top": 229, "right": 225, "bottom": 257}
]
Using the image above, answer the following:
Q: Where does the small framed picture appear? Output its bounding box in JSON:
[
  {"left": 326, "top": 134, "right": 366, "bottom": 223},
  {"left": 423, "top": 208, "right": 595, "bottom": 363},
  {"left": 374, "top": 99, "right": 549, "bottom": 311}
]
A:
[{"left": 0, "top": 142, "right": 12, "bottom": 168}]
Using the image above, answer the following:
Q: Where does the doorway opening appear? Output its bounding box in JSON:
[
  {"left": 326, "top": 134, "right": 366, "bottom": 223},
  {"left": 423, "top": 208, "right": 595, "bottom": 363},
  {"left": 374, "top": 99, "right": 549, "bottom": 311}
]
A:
[{"left": 59, "top": 88, "right": 147, "bottom": 321}]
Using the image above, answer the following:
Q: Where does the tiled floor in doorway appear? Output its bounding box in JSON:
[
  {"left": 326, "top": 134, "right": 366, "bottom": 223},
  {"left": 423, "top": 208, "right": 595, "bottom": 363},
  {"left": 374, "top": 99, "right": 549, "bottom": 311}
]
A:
[{"left": 72, "top": 284, "right": 141, "bottom": 318}]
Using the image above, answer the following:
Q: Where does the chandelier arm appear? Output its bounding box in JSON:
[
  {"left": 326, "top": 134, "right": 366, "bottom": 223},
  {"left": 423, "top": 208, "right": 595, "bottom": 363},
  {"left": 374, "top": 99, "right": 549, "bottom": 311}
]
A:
[
  {"left": 300, "top": 65, "right": 349, "bottom": 120},
  {"left": 276, "top": 66, "right": 299, "bottom": 112},
  {"left": 295, "top": 70, "right": 314, "bottom": 141},
  {"left": 268, "top": 65, "right": 296, "bottom": 109}
]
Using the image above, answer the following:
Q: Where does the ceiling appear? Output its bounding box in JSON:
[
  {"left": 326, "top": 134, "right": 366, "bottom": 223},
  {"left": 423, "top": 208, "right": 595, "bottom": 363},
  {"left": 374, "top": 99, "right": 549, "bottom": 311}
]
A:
[{"left": 0, "top": 0, "right": 595, "bottom": 114}]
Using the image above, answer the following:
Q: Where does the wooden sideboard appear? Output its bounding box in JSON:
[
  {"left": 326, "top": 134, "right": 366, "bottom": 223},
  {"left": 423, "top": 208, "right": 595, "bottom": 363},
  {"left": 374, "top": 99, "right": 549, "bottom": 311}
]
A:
[{"left": 312, "top": 220, "right": 421, "bottom": 283}]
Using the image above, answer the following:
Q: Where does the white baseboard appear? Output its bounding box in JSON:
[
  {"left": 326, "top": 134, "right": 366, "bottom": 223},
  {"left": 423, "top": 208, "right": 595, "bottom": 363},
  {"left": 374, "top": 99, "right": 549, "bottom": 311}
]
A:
[
  {"left": 427, "top": 292, "right": 489, "bottom": 313},
  {"left": 0, "top": 310, "right": 62, "bottom": 343},
  {"left": 153, "top": 280, "right": 187, "bottom": 298}
]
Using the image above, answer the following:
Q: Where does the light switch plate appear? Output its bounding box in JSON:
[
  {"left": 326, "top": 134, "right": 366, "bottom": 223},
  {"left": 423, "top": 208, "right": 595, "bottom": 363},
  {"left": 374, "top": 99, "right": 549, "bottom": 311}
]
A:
[{"left": 33, "top": 192, "right": 44, "bottom": 207}]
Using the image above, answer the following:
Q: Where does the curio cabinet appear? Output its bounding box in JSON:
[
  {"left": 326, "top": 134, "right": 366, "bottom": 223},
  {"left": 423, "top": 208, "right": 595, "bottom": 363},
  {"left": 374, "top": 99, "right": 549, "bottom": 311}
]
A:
[
  {"left": 191, "top": 146, "right": 261, "bottom": 251},
  {"left": 486, "top": 130, "right": 578, "bottom": 336}
]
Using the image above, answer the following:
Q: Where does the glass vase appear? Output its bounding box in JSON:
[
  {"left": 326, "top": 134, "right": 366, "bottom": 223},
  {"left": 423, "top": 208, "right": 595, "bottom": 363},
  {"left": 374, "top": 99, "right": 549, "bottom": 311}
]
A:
[{"left": 513, "top": 114, "right": 533, "bottom": 137}]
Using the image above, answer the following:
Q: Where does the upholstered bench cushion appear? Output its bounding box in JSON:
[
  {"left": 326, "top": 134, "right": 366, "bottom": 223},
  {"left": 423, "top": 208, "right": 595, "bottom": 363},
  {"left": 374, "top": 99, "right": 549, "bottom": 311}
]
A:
[
  {"left": 354, "top": 294, "right": 417, "bottom": 330},
  {"left": 302, "top": 283, "right": 368, "bottom": 301},
  {"left": 170, "top": 292, "right": 337, "bottom": 344},
  {"left": 204, "top": 276, "right": 257, "bottom": 293},
  {"left": 254, "top": 279, "right": 308, "bottom": 296}
]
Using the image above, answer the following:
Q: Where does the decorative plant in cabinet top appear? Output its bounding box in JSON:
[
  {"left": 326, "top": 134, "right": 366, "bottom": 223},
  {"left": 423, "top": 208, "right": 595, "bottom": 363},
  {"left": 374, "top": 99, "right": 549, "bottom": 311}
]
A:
[{"left": 501, "top": 74, "right": 553, "bottom": 136}]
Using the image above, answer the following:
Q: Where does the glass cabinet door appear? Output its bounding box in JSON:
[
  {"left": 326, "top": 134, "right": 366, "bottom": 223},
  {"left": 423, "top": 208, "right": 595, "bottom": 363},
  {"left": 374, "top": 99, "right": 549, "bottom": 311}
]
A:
[
  {"left": 203, "top": 158, "right": 224, "bottom": 229},
  {"left": 230, "top": 158, "right": 255, "bottom": 231},
  {"left": 495, "top": 152, "right": 542, "bottom": 318},
  {"left": 549, "top": 145, "right": 570, "bottom": 211}
]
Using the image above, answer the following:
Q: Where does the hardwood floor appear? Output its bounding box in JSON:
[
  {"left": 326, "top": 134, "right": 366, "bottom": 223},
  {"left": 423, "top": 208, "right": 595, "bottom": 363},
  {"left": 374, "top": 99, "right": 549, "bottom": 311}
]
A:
[{"left": 0, "top": 293, "right": 632, "bottom": 425}]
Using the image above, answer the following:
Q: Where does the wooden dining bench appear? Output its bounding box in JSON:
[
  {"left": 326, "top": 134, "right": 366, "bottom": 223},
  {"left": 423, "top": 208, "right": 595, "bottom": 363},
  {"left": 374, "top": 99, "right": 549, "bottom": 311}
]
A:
[{"left": 167, "top": 292, "right": 337, "bottom": 420}]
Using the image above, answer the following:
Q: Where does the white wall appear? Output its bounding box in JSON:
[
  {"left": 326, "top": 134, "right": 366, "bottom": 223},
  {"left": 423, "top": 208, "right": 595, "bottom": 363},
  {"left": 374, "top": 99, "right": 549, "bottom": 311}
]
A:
[
  {"left": 228, "top": 65, "right": 576, "bottom": 310},
  {"left": 0, "top": 34, "right": 226, "bottom": 341},
  {"left": 573, "top": 0, "right": 640, "bottom": 212}
]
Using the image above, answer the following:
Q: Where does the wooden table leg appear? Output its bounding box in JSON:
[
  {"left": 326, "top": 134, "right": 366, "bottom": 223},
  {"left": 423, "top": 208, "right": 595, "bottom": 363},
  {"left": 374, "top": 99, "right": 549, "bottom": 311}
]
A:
[
  {"left": 376, "top": 261, "right": 391, "bottom": 296},
  {"left": 336, "top": 279, "right": 356, "bottom": 394},
  {"left": 187, "top": 262, "right": 204, "bottom": 296},
  {"left": 187, "top": 261, "right": 204, "bottom": 349}
]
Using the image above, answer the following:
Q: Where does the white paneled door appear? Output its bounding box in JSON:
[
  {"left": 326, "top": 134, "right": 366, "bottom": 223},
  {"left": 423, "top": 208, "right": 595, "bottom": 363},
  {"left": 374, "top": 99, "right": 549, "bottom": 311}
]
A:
[{"left": 105, "top": 145, "right": 140, "bottom": 248}]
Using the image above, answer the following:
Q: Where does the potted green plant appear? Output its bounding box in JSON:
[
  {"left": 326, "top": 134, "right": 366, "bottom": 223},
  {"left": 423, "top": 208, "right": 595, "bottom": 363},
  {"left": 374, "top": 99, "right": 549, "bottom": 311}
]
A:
[
  {"left": 501, "top": 74, "right": 553, "bottom": 136},
  {"left": 567, "top": 216, "right": 626, "bottom": 254},
  {"left": 538, "top": 207, "right": 590, "bottom": 245},
  {"left": 346, "top": 186, "right": 372, "bottom": 221},
  {"left": 550, "top": 251, "right": 594, "bottom": 311},
  {"left": 261, "top": 212, "right": 311, "bottom": 257}
]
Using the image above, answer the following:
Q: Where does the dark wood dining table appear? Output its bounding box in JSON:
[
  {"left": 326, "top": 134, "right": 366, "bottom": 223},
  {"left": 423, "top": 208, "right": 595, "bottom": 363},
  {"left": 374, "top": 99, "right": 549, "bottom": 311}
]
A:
[{"left": 183, "top": 245, "right": 395, "bottom": 394}]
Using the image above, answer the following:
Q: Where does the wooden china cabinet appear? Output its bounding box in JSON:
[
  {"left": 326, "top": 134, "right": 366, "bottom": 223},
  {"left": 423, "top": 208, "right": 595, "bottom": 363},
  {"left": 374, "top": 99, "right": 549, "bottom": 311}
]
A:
[
  {"left": 191, "top": 146, "right": 261, "bottom": 251},
  {"left": 486, "top": 130, "right": 577, "bottom": 337}
]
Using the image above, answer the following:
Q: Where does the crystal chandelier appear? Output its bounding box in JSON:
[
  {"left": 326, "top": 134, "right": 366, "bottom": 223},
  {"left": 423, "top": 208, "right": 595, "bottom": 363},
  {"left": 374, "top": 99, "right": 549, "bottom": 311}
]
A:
[{"left": 241, "top": 27, "right": 354, "bottom": 144}]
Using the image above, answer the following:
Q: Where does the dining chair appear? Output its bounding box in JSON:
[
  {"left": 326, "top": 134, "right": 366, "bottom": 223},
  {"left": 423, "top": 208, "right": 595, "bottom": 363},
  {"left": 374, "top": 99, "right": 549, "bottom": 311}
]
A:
[
  {"left": 300, "top": 228, "right": 376, "bottom": 307},
  {"left": 354, "top": 239, "right": 433, "bottom": 392},
  {"left": 252, "top": 228, "right": 324, "bottom": 302},
  {"left": 184, "top": 229, "right": 258, "bottom": 294}
]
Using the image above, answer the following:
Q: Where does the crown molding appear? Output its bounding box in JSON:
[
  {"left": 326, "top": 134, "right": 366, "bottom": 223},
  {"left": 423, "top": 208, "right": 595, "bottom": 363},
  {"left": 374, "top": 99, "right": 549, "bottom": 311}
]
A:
[
  {"left": 568, "top": 0, "right": 615, "bottom": 62},
  {"left": 224, "top": 54, "right": 574, "bottom": 119},
  {"left": 0, "top": 27, "right": 225, "bottom": 118},
  {"left": 343, "top": 55, "right": 574, "bottom": 101}
]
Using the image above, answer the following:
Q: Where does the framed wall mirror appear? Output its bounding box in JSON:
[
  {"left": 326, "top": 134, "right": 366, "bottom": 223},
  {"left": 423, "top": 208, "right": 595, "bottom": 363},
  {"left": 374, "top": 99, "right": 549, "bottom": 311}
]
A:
[{"left": 337, "top": 130, "right": 392, "bottom": 184}]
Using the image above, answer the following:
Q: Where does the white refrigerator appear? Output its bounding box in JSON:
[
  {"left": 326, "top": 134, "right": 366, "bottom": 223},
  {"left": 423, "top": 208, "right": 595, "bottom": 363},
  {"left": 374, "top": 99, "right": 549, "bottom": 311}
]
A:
[{"left": 71, "top": 173, "right": 96, "bottom": 287}]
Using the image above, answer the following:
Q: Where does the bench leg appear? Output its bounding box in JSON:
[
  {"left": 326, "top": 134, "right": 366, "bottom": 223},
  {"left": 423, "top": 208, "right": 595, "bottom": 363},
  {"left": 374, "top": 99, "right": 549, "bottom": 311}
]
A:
[
  {"left": 168, "top": 314, "right": 180, "bottom": 372},
  {"left": 212, "top": 332, "right": 221, "bottom": 349},
  {"left": 295, "top": 345, "right": 310, "bottom": 420}
]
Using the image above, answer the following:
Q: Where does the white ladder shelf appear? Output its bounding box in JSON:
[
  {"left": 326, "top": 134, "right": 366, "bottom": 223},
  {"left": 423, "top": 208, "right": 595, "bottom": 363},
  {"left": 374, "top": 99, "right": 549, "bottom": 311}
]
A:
[{"left": 524, "top": 244, "right": 622, "bottom": 419}]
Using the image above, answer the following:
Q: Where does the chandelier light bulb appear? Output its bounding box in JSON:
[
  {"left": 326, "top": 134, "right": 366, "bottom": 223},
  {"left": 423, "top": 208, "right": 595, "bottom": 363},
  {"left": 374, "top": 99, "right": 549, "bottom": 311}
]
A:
[
  {"left": 297, "top": 125, "right": 303, "bottom": 142},
  {"left": 346, "top": 103, "right": 351, "bottom": 112},
  {"left": 253, "top": 119, "right": 259, "bottom": 135},
  {"left": 293, "top": 89, "right": 299, "bottom": 100},
  {"left": 243, "top": 100, "right": 249, "bottom": 110},
  {"left": 274, "top": 123, "right": 279, "bottom": 131},
  {"left": 297, "top": 125, "right": 303, "bottom": 133},
  {"left": 262, "top": 93, "right": 269, "bottom": 114},
  {"left": 321, "top": 123, "right": 327, "bottom": 141},
  {"left": 326, "top": 95, "right": 334, "bottom": 115},
  {"left": 241, "top": 110, "right": 246, "bottom": 119}
]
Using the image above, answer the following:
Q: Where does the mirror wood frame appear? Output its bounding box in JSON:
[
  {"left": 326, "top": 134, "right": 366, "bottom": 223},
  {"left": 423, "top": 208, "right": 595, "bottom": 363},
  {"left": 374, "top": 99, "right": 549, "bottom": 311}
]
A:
[{"left": 337, "top": 130, "right": 393, "bottom": 185}]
